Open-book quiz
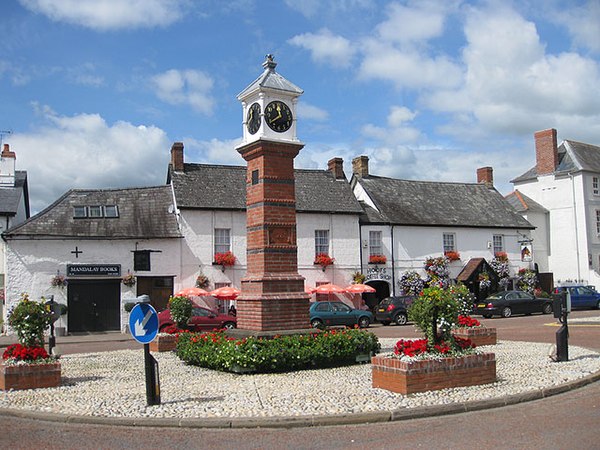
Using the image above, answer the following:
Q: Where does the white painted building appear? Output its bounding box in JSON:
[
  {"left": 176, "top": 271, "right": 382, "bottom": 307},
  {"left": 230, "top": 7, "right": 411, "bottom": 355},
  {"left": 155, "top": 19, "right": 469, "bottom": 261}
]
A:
[{"left": 511, "top": 128, "right": 600, "bottom": 286}]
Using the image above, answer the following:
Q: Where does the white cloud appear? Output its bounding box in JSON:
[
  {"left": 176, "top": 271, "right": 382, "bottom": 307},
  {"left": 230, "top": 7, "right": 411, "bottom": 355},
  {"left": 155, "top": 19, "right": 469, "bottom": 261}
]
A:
[
  {"left": 182, "top": 137, "right": 243, "bottom": 166},
  {"left": 151, "top": 69, "right": 215, "bottom": 114},
  {"left": 387, "top": 106, "right": 416, "bottom": 127},
  {"left": 18, "top": 0, "right": 187, "bottom": 31},
  {"left": 374, "top": 1, "right": 447, "bottom": 44},
  {"left": 284, "top": 0, "right": 374, "bottom": 18},
  {"left": 556, "top": 0, "right": 600, "bottom": 53},
  {"left": 288, "top": 29, "right": 356, "bottom": 68},
  {"left": 11, "top": 105, "right": 170, "bottom": 213},
  {"left": 297, "top": 102, "right": 329, "bottom": 121}
]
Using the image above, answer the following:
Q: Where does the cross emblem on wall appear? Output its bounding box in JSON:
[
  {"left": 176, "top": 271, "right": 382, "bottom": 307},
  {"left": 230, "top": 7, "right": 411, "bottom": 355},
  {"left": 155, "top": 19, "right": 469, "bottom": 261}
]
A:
[{"left": 71, "top": 246, "right": 83, "bottom": 258}]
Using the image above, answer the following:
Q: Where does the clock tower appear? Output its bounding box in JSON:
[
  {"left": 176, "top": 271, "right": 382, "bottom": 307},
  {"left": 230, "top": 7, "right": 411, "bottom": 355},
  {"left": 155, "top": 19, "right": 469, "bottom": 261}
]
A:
[{"left": 234, "top": 55, "right": 310, "bottom": 333}]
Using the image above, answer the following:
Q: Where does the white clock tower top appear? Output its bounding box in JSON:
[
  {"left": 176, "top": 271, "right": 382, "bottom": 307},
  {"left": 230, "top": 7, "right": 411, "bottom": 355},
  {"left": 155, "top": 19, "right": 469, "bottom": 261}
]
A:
[{"left": 237, "top": 55, "right": 304, "bottom": 146}]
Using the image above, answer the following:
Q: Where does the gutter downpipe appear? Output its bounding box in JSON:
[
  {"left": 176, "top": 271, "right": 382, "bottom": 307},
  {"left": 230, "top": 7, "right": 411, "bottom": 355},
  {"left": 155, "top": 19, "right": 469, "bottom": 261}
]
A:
[
  {"left": 391, "top": 224, "right": 396, "bottom": 296},
  {"left": 358, "top": 221, "right": 364, "bottom": 276},
  {"left": 570, "top": 172, "right": 581, "bottom": 281}
]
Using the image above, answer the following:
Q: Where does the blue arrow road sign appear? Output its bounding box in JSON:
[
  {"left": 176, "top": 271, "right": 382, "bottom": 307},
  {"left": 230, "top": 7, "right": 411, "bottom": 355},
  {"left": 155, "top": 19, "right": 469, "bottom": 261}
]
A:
[{"left": 129, "top": 303, "right": 159, "bottom": 344}]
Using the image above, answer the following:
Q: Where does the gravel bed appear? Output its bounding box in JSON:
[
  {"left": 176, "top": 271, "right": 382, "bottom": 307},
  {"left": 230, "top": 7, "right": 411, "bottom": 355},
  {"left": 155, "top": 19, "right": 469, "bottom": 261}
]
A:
[{"left": 1, "top": 340, "right": 599, "bottom": 419}]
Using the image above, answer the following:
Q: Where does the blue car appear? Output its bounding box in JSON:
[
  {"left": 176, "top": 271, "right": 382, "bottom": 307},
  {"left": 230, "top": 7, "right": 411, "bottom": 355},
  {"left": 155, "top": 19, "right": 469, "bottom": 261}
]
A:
[
  {"left": 553, "top": 286, "right": 600, "bottom": 310},
  {"left": 309, "top": 301, "right": 373, "bottom": 328}
]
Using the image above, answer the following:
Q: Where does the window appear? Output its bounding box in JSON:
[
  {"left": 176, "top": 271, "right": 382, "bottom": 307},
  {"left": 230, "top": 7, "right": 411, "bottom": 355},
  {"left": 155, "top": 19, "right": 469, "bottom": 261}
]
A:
[
  {"left": 251, "top": 169, "right": 259, "bottom": 185},
  {"left": 73, "top": 206, "right": 87, "bottom": 218},
  {"left": 88, "top": 205, "right": 103, "bottom": 217},
  {"left": 596, "top": 210, "right": 600, "bottom": 235},
  {"left": 134, "top": 250, "right": 151, "bottom": 271},
  {"left": 214, "top": 229, "right": 231, "bottom": 254},
  {"left": 442, "top": 233, "right": 455, "bottom": 252},
  {"left": 315, "top": 230, "right": 329, "bottom": 255},
  {"left": 104, "top": 205, "right": 119, "bottom": 218},
  {"left": 593, "top": 177, "right": 599, "bottom": 195},
  {"left": 493, "top": 235, "right": 504, "bottom": 253},
  {"left": 369, "top": 230, "right": 383, "bottom": 256}
]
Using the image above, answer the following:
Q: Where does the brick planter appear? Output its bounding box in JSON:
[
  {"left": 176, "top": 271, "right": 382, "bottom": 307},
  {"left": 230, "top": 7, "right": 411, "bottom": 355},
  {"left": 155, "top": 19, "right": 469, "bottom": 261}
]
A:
[
  {"left": 149, "top": 334, "right": 178, "bottom": 352},
  {"left": 372, "top": 353, "right": 496, "bottom": 395},
  {"left": 0, "top": 361, "right": 61, "bottom": 390},
  {"left": 452, "top": 327, "right": 497, "bottom": 346}
]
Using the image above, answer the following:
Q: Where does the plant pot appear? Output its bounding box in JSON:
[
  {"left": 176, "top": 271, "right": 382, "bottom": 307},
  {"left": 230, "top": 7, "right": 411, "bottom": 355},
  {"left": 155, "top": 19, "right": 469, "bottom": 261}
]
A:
[
  {"left": 0, "top": 361, "right": 61, "bottom": 390},
  {"left": 452, "top": 327, "right": 497, "bottom": 346},
  {"left": 149, "top": 334, "right": 178, "bottom": 352},
  {"left": 371, "top": 352, "right": 496, "bottom": 395}
]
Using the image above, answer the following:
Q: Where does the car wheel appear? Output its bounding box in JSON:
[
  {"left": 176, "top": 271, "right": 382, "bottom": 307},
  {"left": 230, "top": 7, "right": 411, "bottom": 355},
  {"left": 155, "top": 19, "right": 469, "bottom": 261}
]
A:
[
  {"left": 223, "top": 322, "right": 236, "bottom": 329},
  {"left": 380, "top": 321, "right": 391, "bottom": 326},
  {"left": 311, "top": 318, "right": 323, "bottom": 328},
  {"left": 394, "top": 313, "right": 408, "bottom": 326},
  {"left": 358, "top": 316, "right": 370, "bottom": 328},
  {"left": 542, "top": 303, "right": 553, "bottom": 315},
  {"left": 482, "top": 314, "right": 492, "bottom": 319},
  {"left": 501, "top": 307, "right": 512, "bottom": 318}
]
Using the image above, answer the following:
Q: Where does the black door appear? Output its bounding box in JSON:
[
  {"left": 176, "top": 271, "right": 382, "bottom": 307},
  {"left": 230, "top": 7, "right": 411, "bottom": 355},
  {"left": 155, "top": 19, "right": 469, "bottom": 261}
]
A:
[{"left": 68, "top": 280, "right": 121, "bottom": 332}]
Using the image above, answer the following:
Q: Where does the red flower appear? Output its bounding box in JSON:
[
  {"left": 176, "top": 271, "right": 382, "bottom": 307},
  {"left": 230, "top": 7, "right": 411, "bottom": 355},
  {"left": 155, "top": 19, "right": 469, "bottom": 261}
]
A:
[
  {"left": 214, "top": 251, "right": 236, "bottom": 266},
  {"left": 454, "top": 336, "right": 476, "bottom": 349},
  {"left": 457, "top": 315, "right": 481, "bottom": 327},
  {"left": 2, "top": 343, "right": 49, "bottom": 361},
  {"left": 314, "top": 253, "right": 334, "bottom": 267},
  {"left": 369, "top": 254, "right": 387, "bottom": 264}
]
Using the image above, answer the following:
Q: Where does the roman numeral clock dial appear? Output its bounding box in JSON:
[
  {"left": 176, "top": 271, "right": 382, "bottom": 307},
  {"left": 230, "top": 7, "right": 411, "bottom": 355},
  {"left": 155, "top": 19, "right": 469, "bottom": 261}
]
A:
[
  {"left": 265, "top": 100, "right": 292, "bottom": 132},
  {"left": 246, "top": 102, "right": 261, "bottom": 135}
]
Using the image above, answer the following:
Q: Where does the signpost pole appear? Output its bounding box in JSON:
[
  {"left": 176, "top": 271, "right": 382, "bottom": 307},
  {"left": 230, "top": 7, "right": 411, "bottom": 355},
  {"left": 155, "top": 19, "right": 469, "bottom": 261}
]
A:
[
  {"left": 144, "top": 343, "right": 161, "bottom": 405},
  {"left": 129, "top": 303, "right": 161, "bottom": 406}
]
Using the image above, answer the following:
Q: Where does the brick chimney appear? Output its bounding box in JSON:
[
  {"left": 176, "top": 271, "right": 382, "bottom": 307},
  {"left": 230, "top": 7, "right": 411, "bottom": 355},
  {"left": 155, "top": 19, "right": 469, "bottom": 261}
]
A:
[
  {"left": 0, "top": 143, "right": 16, "bottom": 186},
  {"left": 352, "top": 155, "right": 369, "bottom": 177},
  {"left": 170, "top": 142, "right": 184, "bottom": 172},
  {"left": 477, "top": 166, "right": 494, "bottom": 188},
  {"left": 535, "top": 128, "right": 558, "bottom": 175},
  {"left": 327, "top": 157, "right": 345, "bottom": 179}
]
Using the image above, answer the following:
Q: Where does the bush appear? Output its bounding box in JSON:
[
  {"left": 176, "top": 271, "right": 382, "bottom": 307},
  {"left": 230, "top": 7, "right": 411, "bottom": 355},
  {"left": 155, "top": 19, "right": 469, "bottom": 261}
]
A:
[
  {"left": 7, "top": 293, "right": 53, "bottom": 347},
  {"left": 408, "top": 286, "right": 461, "bottom": 348},
  {"left": 175, "top": 328, "right": 381, "bottom": 373},
  {"left": 168, "top": 296, "right": 193, "bottom": 329}
]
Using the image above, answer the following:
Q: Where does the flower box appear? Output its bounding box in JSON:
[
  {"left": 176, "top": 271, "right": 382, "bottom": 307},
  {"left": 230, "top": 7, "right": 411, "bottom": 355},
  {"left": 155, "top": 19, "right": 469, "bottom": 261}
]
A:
[
  {"left": 368, "top": 255, "right": 387, "bottom": 265},
  {"left": 149, "top": 334, "right": 178, "bottom": 352},
  {"left": 0, "top": 361, "right": 61, "bottom": 390},
  {"left": 452, "top": 327, "right": 497, "bottom": 346},
  {"left": 371, "top": 353, "right": 496, "bottom": 395}
]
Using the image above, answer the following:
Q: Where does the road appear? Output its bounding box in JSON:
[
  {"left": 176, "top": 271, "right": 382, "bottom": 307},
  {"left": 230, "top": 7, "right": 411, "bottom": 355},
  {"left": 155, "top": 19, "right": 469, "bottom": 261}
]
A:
[{"left": 0, "top": 310, "right": 598, "bottom": 449}]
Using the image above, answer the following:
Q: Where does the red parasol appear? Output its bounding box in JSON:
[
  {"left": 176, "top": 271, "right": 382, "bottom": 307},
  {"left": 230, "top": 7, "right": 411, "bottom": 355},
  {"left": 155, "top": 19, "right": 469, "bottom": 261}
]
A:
[
  {"left": 345, "top": 283, "right": 376, "bottom": 294},
  {"left": 210, "top": 286, "right": 241, "bottom": 300},
  {"left": 305, "top": 285, "right": 316, "bottom": 294},
  {"left": 312, "top": 283, "right": 346, "bottom": 295},
  {"left": 174, "top": 287, "right": 210, "bottom": 298}
]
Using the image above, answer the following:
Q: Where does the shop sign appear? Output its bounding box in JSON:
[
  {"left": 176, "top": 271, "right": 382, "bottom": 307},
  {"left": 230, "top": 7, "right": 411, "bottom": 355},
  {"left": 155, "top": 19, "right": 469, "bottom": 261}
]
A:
[{"left": 67, "top": 264, "right": 121, "bottom": 277}]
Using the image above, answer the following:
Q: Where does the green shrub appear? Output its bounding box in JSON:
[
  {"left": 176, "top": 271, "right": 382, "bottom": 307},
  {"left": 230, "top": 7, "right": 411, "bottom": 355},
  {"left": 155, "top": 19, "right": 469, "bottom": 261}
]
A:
[
  {"left": 175, "top": 328, "right": 381, "bottom": 373},
  {"left": 8, "top": 293, "right": 53, "bottom": 347},
  {"left": 168, "top": 296, "right": 192, "bottom": 328},
  {"left": 408, "top": 286, "right": 461, "bottom": 348}
]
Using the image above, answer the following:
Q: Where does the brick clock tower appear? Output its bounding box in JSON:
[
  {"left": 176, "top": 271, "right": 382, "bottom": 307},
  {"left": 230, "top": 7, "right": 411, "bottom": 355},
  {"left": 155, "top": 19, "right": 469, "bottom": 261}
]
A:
[{"left": 234, "top": 55, "right": 310, "bottom": 333}]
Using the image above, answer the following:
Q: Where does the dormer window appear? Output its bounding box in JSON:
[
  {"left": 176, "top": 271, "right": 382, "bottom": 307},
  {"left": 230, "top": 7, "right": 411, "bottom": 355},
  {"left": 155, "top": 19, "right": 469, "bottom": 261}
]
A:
[
  {"left": 105, "top": 205, "right": 119, "bottom": 218},
  {"left": 73, "top": 205, "right": 119, "bottom": 218},
  {"left": 73, "top": 206, "right": 87, "bottom": 218},
  {"left": 89, "top": 206, "right": 103, "bottom": 217}
]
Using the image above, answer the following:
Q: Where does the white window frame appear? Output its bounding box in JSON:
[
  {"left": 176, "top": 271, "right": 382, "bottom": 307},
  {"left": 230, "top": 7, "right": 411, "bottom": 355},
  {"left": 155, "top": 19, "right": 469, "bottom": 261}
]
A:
[
  {"left": 315, "top": 230, "right": 329, "bottom": 256},
  {"left": 442, "top": 233, "right": 456, "bottom": 253},
  {"left": 73, "top": 206, "right": 87, "bottom": 218},
  {"left": 593, "top": 177, "right": 599, "bottom": 195},
  {"left": 214, "top": 228, "right": 231, "bottom": 254},
  {"left": 104, "top": 205, "right": 119, "bottom": 218},
  {"left": 369, "top": 230, "right": 383, "bottom": 256},
  {"left": 493, "top": 234, "right": 504, "bottom": 254},
  {"left": 88, "top": 205, "right": 103, "bottom": 218}
]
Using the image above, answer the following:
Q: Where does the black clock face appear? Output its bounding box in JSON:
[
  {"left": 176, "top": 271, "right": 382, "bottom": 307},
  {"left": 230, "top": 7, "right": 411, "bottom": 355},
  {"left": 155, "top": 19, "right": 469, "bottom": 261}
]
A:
[
  {"left": 265, "top": 100, "right": 293, "bottom": 133},
  {"left": 246, "top": 102, "right": 261, "bottom": 135}
]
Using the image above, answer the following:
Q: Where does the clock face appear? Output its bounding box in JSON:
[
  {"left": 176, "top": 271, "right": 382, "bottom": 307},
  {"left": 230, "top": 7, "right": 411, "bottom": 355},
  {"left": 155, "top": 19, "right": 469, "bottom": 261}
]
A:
[
  {"left": 246, "top": 102, "right": 261, "bottom": 135},
  {"left": 265, "top": 100, "right": 293, "bottom": 133}
]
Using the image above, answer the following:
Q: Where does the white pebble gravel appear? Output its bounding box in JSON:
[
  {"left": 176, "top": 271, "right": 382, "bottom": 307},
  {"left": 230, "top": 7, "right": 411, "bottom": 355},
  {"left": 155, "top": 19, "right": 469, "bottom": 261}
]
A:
[{"left": 1, "top": 340, "right": 598, "bottom": 419}]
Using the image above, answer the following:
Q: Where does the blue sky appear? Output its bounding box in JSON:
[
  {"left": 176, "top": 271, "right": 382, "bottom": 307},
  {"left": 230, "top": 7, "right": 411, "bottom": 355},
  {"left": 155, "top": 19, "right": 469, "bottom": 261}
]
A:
[{"left": 1, "top": 0, "right": 599, "bottom": 214}]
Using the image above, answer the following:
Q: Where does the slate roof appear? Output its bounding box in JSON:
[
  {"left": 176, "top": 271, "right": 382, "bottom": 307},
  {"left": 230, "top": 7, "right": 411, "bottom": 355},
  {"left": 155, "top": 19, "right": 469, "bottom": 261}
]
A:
[
  {"left": 512, "top": 140, "right": 600, "bottom": 183},
  {"left": 0, "top": 171, "right": 29, "bottom": 216},
  {"left": 168, "top": 164, "right": 363, "bottom": 215},
  {"left": 3, "top": 185, "right": 180, "bottom": 239},
  {"left": 505, "top": 190, "right": 548, "bottom": 214},
  {"left": 356, "top": 175, "right": 534, "bottom": 229}
]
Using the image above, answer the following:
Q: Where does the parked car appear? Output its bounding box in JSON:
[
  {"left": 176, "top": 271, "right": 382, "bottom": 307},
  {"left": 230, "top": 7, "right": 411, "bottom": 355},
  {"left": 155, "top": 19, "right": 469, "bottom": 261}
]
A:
[
  {"left": 375, "top": 296, "right": 416, "bottom": 326},
  {"left": 472, "top": 290, "right": 553, "bottom": 318},
  {"left": 553, "top": 285, "right": 600, "bottom": 310},
  {"left": 158, "top": 304, "right": 237, "bottom": 332},
  {"left": 309, "top": 301, "right": 373, "bottom": 328}
]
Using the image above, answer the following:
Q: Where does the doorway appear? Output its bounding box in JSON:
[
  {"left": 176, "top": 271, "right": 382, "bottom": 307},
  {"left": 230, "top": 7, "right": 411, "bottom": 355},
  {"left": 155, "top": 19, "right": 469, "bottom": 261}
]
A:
[
  {"left": 68, "top": 279, "right": 121, "bottom": 332},
  {"left": 136, "top": 276, "right": 174, "bottom": 312}
]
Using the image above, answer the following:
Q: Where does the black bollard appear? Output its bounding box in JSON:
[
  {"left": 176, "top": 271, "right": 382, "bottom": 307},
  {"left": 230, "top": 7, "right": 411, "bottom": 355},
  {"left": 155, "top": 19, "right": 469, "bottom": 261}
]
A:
[{"left": 144, "top": 343, "right": 161, "bottom": 406}]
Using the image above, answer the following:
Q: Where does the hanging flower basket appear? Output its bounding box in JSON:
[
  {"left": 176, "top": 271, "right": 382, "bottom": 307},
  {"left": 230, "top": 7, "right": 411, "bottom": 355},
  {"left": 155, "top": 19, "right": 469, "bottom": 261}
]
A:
[
  {"left": 314, "top": 253, "right": 334, "bottom": 271},
  {"left": 51, "top": 274, "right": 67, "bottom": 288},
  {"left": 369, "top": 254, "right": 387, "bottom": 265},
  {"left": 195, "top": 274, "right": 210, "bottom": 289},
  {"left": 122, "top": 273, "right": 136, "bottom": 287},
  {"left": 351, "top": 271, "right": 366, "bottom": 284}
]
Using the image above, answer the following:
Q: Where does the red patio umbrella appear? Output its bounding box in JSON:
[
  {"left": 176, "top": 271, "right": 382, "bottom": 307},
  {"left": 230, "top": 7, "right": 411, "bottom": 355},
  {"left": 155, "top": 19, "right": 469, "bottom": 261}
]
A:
[
  {"left": 305, "top": 285, "right": 316, "bottom": 294},
  {"left": 345, "top": 283, "right": 376, "bottom": 294},
  {"left": 210, "top": 286, "right": 241, "bottom": 300},
  {"left": 312, "top": 283, "right": 346, "bottom": 294},
  {"left": 174, "top": 287, "right": 210, "bottom": 297}
]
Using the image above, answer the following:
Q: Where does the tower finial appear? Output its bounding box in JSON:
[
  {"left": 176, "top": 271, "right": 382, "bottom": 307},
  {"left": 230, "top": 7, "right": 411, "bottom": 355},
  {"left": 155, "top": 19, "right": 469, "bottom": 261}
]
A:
[{"left": 263, "top": 54, "right": 277, "bottom": 70}]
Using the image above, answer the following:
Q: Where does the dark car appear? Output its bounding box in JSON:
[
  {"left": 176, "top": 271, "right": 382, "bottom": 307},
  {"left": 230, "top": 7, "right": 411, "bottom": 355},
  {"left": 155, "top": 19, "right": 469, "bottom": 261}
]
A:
[
  {"left": 158, "top": 304, "right": 237, "bottom": 332},
  {"left": 375, "top": 296, "right": 415, "bottom": 326},
  {"left": 553, "top": 285, "right": 600, "bottom": 310},
  {"left": 309, "top": 301, "right": 373, "bottom": 328},
  {"left": 472, "top": 290, "right": 553, "bottom": 318}
]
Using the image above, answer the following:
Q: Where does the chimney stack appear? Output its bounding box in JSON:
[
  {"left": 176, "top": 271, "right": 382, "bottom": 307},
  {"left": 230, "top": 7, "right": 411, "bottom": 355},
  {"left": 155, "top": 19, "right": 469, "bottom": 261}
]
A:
[
  {"left": 535, "top": 128, "right": 558, "bottom": 175},
  {"left": 327, "top": 157, "right": 345, "bottom": 179},
  {"left": 0, "top": 143, "right": 16, "bottom": 186},
  {"left": 477, "top": 166, "right": 494, "bottom": 188},
  {"left": 170, "top": 142, "right": 184, "bottom": 172},
  {"left": 352, "top": 155, "right": 369, "bottom": 178}
]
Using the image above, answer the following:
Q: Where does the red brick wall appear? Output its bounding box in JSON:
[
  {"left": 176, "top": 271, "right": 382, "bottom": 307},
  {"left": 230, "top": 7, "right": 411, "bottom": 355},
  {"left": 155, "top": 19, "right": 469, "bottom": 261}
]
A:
[
  {"left": 0, "top": 362, "right": 61, "bottom": 390},
  {"left": 535, "top": 128, "right": 558, "bottom": 175}
]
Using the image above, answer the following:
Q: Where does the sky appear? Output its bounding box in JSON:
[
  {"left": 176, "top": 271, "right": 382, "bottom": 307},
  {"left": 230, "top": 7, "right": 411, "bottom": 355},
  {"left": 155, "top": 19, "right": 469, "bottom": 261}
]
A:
[{"left": 1, "top": 0, "right": 599, "bottom": 214}]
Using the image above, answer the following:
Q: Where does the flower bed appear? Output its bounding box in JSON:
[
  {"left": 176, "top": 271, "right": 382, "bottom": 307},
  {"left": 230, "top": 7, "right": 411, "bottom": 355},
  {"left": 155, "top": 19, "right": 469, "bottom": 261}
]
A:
[
  {"left": 371, "top": 352, "right": 496, "bottom": 394},
  {"left": 0, "top": 361, "right": 62, "bottom": 390}
]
